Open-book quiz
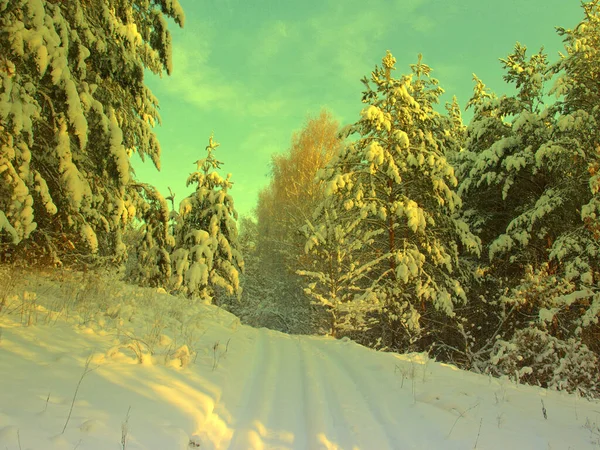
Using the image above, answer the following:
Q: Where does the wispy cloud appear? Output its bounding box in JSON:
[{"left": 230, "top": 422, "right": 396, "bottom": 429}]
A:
[
  {"left": 163, "top": 0, "right": 437, "bottom": 118},
  {"left": 412, "top": 15, "right": 435, "bottom": 33},
  {"left": 164, "top": 41, "right": 290, "bottom": 119},
  {"left": 166, "top": 43, "right": 239, "bottom": 110},
  {"left": 246, "top": 0, "right": 434, "bottom": 86}
]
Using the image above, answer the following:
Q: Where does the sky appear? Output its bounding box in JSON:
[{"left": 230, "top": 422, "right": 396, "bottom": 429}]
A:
[{"left": 133, "top": 0, "right": 584, "bottom": 219}]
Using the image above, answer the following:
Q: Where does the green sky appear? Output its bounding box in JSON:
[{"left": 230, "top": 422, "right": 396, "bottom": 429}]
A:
[{"left": 134, "top": 0, "right": 583, "bottom": 219}]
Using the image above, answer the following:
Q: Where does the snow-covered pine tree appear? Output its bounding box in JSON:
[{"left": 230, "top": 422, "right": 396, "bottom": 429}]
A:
[
  {"left": 444, "top": 95, "right": 467, "bottom": 155},
  {"left": 170, "top": 134, "right": 244, "bottom": 302},
  {"left": 303, "top": 52, "right": 480, "bottom": 351},
  {"left": 299, "top": 207, "right": 386, "bottom": 337},
  {"left": 457, "top": 44, "right": 555, "bottom": 268},
  {"left": 452, "top": 47, "right": 557, "bottom": 367},
  {"left": 0, "top": 0, "right": 184, "bottom": 264},
  {"left": 457, "top": 3, "right": 600, "bottom": 394}
]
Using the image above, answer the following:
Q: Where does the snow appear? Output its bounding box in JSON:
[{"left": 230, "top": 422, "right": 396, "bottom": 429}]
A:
[
  {"left": 109, "top": 109, "right": 130, "bottom": 187},
  {"left": 360, "top": 105, "right": 391, "bottom": 132},
  {"left": 0, "top": 211, "right": 19, "bottom": 244},
  {"left": 1, "top": 268, "right": 599, "bottom": 450},
  {"left": 80, "top": 222, "right": 98, "bottom": 253},
  {"left": 55, "top": 119, "right": 91, "bottom": 211}
]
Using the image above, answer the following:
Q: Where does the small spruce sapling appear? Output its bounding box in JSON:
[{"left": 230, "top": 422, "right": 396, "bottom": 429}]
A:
[{"left": 170, "top": 134, "right": 244, "bottom": 302}]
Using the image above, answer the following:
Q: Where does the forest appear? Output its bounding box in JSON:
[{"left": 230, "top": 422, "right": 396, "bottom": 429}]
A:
[{"left": 1, "top": 0, "right": 599, "bottom": 400}]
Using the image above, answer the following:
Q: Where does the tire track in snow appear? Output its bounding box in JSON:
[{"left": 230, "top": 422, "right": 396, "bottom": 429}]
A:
[
  {"left": 296, "top": 338, "right": 313, "bottom": 449},
  {"left": 312, "top": 339, "right": 399, "bottom": 449},
  {"left": 299, "top": 337, "right": 362, "bottom": 449},
  {"left": 259, "top": 336, "right": 309, "bottom": 449},
  {"left": 227, "top": 328, "right": 280, "bottom": 449}
]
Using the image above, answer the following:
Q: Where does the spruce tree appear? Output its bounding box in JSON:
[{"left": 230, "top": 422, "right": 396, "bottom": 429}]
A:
[
  {"left": 0, "top": 0, "right": 184, "bottom": 264},
  {"left": 170, "top": 134, "right": 244, "bottom": 302}
]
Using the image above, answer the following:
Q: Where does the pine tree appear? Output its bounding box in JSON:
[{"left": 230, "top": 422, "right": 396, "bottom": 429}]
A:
[
  {"left": 302, "top": 51, "right": 480, "bottom": 350},
  {"left": 457, "top": 44, "right": 555, "bottom": 269},
  {"left": 458, "top": 43, "right": 595, "bottom": 325},
  {"left": 534, "top": 1, "right": 600, "bottom": 365},
  {"left": 299, "top": 208, "right": 385, "bottom": 337},
  {"left": 170, "top": 134, "right": 244, "bottom": 302},
  {"left": 0, "top": 0, "right": 184, "bottom": 264}
]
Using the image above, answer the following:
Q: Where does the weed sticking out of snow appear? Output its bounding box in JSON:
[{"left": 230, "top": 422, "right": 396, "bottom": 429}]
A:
[
  {"left": 121, "top": 406, "right": 131, "bottom": 450},
  {"left": 62, "top": 354, "right": 96, "bottom": 434}
]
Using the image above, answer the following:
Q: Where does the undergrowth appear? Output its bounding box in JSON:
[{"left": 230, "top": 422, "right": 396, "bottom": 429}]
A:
[{"left": 0, "top": 264, "right": 209, "bottom": 368}]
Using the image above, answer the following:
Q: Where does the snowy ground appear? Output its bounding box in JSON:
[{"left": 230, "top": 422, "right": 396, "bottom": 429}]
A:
[{"left": 0, "top": 268, "right": 599, "bottom": 450}]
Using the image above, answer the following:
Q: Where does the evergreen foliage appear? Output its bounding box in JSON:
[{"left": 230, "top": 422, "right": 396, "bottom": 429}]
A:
[
  {"left": 456, "top": 1, "right": 600, "bottom": 390},
  {"left": 127, "top": 183, "right": 173, "bottom": 288}
]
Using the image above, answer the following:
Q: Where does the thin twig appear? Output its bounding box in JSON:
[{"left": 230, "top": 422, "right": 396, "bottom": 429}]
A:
[
  {"left": 447, "top": 402, "right": 480, "bottom": 439},
  {"left": 541, "top": 399, "right": 547, "bottom": 419},
  {"left": 62, "top": 353, "right": 96, "bottom": 434},
  {"left": 473, "top": 418, "right": 483, "bottom": 448},
  {"left": 212, "top": 341, "right": 220, "bottom": 371},
  {"left": 43, "top": 392, "right": 51, "bottom": 413}
]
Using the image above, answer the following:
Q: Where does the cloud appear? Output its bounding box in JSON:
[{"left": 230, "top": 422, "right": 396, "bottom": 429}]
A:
[
  {"left": 258, "top": 0, "right": 435, "bottom": 87},
  {"left": 161, "top": 38, "right": 291, "bottom": 120},
  {"left": 161, "top": 0, "right": 437, "bottom": 123}
]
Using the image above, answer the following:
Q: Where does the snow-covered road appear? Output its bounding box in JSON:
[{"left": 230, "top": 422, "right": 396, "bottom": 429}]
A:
[
  {"left": 220, "top": 329, "right": 414, "bottom": 449},
  {"left": 0, "top": 272, "right": 598, "bottom": 449}
]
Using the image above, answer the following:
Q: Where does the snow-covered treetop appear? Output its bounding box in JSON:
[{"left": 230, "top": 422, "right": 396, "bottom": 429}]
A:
[{"left": 187, "top": 134, "right": 232, "bottom": 192}]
